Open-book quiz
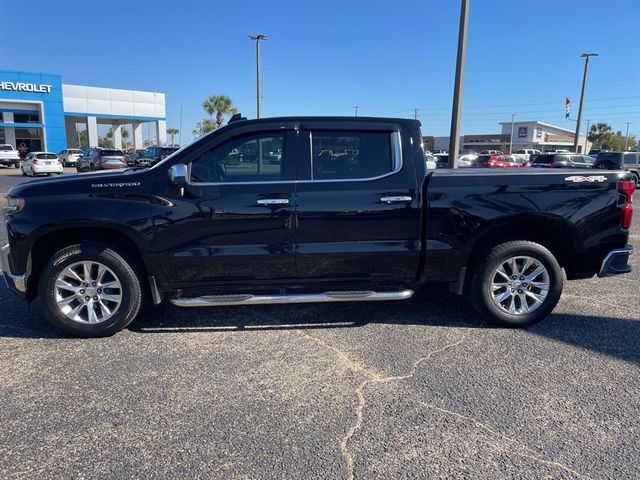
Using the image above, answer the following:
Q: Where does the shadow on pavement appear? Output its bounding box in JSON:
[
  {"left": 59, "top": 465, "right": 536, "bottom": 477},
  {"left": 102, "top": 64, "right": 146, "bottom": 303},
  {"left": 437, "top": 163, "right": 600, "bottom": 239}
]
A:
[{"left": 1, "top": 282, "right": 639, "bottom": 366}]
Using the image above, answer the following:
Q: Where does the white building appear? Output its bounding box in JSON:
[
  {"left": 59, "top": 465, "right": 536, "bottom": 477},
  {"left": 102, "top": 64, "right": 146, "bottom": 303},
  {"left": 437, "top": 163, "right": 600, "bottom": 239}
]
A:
[
  {"left": 499, "top": 121, "right": 589, "bottom": 153},
  {"left": 0, "top": 69, "right": 166, "bottom": 155}
]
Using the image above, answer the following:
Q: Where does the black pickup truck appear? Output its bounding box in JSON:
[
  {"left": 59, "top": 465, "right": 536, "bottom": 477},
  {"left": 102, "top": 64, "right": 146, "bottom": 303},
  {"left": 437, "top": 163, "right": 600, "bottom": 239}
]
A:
[{"left": 1, "top": 116, "right": 635, "bottom": 337}]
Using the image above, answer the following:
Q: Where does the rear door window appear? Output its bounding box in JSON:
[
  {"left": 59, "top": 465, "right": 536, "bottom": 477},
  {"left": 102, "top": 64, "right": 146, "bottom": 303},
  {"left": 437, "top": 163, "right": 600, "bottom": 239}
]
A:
[
  {"left": 310, "top": 130, "right": 394, "bottom": 180},
  {"left": 534, "top": 155, "right": 553, "bottom": 164},
  {"left": 624, "top": 153, "right": 638, "bottom": 165}
]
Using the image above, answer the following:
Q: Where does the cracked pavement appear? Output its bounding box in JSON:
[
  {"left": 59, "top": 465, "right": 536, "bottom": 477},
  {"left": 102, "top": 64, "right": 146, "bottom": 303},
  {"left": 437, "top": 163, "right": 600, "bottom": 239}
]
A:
[{"left": 1, "top": 167, "right": 639, "bottom": 479}]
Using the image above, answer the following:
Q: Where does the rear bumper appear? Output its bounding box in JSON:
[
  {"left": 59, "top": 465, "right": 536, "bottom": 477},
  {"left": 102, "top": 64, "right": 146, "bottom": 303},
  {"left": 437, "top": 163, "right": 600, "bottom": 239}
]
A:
[
  {"left": 0, "top": 158, "right": 19, "bottom": 166},
  {"left": 1, "top": 243, "right": 26, "bottom": 297},
  {"left": 598, "top": 244, "right": 634, "bottom": 277}
]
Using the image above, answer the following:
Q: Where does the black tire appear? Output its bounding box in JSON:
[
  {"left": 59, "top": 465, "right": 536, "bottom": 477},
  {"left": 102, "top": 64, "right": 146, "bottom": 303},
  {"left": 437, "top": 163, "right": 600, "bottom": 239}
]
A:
[
  {"left": 38, "top": 242, "right": 143, "bottom": 337},
  {"left": 595, "top": 162, "right": 609, "bottom": 169},
  {"left": 469, "top": 240, "right": 563, "bottom": 327},
  {"left": 21, "top": 168, "right": 26, "bottom": 176},
  {"left": 13, "top": 163, "right": 19, "bottom": 168}
]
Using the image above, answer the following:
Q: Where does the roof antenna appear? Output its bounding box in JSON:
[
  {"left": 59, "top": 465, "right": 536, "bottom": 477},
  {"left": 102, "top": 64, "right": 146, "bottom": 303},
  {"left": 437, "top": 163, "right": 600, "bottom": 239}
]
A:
[{"left": 228, "top": 113, "right": 247, "bottom": 124}]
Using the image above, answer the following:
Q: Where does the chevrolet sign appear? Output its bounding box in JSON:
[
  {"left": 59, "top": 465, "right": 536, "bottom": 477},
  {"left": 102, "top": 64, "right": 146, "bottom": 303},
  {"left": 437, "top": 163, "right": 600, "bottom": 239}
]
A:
[{"left": 0, "top": 81, "right": 52, "bottom": 93}]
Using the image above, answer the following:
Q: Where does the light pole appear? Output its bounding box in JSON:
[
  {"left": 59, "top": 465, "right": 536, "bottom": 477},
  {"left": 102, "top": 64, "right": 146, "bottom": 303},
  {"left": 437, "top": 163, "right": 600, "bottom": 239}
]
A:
[
  {"left": 353, "top": 105, "right": 359, "bottom": 117},
  {"left": 448, "top": 0, "right": 469, "bottom": 168},
  {"left": 625, "top": 122, "right": 631, "bottom": 151},
  {"left": 509, "top": 113, "right": 515, "bottom": 153},
  {"left": 573, "top": 52, "right": 598, "bottom": 153},
  {"left": 249, "top": 34, "right": 268, "bottom": 118}
]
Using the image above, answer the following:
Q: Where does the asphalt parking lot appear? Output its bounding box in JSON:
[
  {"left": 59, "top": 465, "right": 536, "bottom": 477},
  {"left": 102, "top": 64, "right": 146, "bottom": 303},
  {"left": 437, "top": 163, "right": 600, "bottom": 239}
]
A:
[{"left": 0, "top": 166, "right": 638, "bottom": 479}]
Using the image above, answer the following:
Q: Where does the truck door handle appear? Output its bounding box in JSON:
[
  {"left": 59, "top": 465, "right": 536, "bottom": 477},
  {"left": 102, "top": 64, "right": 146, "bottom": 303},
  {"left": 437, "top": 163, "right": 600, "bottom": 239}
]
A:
[
  {"left": 257, "top": 198, "right": 289, "bottom": 206},
  {"left": 380, "top": 196, "right": 412, "bottom": 204}
]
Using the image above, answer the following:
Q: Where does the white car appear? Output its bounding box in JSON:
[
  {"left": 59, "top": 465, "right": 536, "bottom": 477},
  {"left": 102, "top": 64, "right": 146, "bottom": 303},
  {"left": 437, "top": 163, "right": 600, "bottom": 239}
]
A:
[
  {"left": 458, "top": 153, "right": 478, "bottom": 168},
  {"left": 21, "top": 152, "right": 63, "bottom": 177},
  {"left": 514, "top": 149, "right": 542, "bottom": 162},
  {"left": 58, "top": 148, "right": 84, "bottom": 166}
]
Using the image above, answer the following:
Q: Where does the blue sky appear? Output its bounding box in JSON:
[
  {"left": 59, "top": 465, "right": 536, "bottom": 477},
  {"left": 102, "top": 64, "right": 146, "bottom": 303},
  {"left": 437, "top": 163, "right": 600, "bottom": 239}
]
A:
[{"left": 3, "top": 0, "right": 639, "bottom": 143}]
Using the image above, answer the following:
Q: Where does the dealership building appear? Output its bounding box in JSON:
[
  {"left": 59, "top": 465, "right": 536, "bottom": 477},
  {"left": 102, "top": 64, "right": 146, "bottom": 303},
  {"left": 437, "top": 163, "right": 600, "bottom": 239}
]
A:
[
  {"left": 0, "top": 69, "right": 166, "bottom": 155},
  {"left": 424, "top": 120, "right": 589, "bottom": 154}
]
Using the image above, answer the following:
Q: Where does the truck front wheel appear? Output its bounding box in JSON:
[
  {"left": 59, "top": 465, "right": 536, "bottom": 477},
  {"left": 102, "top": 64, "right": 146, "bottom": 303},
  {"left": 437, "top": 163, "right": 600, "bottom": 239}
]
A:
[
  {"left": 469, "top": 241, "right": 563, "bottom": 327},
  {"left": 38, "top": 242, "right": 143, "bottom": 337}
]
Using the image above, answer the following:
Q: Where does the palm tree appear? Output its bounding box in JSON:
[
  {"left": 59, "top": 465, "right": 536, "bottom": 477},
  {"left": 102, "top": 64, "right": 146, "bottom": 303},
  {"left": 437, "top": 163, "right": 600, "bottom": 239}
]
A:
[
  {"left": 167, "top": 127, "right": 179, "bottom": 146},
  {"left": 202, "top": 95, "right": 237, "bottom": 128}
]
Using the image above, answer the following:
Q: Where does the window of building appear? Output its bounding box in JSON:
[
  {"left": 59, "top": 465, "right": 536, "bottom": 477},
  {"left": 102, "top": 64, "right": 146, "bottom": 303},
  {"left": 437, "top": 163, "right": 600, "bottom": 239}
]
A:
[
  {"left": 311, "top": 131, "right": 393, "bottom": 180},
  {"left": 191, "top": 133, "right": 285, "bottom": 183},
  {"left": 13, "top": 112, "right": 41, "bottom": 124}
]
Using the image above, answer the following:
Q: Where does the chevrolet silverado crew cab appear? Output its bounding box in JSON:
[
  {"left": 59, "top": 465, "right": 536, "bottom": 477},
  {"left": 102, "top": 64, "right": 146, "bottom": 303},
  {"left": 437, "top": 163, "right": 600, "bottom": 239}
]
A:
[
  {"left": 0, "top": 144, "right": 20, "bottom": 168},
  {"left": 1, "top": 116, "right": 635, "bottom": 337}
]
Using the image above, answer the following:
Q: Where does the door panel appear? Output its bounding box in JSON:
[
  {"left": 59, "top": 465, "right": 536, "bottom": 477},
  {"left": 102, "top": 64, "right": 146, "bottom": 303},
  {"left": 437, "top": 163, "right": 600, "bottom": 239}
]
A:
[
  {"left": 294, "top": 127, "right": 422, "bottom": 281},
  {"left": 153, "top": 130, "right": 298, "bottom": 286}
]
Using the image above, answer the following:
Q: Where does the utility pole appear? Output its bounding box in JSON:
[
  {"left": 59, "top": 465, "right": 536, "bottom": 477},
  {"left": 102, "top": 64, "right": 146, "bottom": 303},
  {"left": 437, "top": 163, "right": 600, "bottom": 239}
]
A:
[
  {"left": 448, "top": 0, "right": 469, "bottom": 168},
  {"left": 509, "top": 113, "right": 515, "bottom": 153},
  {"left": 414, "top": 108, "right": 419, "bottom": 120},
  {"left": 573, "top": 52, "right": 598, "bottom": 153},
  {"left": 353, "top": 105, "right": 359, "bottom": 117},
  {"left": 179, "top": 104, "right": 183, "bottom": 147},
  {"left": 625, "top": 122, "right": 631, "bottom": 151},
  {"left": 249, "top": 34, "right": 268, "bottom": 118},
  {"left": 584, "top": 119, "right": 591, "bottom": 153}
]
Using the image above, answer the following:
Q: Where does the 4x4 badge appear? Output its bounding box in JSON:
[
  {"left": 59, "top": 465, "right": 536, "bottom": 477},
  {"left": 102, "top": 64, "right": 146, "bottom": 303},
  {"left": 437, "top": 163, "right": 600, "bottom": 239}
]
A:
[{"left": 564, "top": 175, "right": 607, "bottom": 183}]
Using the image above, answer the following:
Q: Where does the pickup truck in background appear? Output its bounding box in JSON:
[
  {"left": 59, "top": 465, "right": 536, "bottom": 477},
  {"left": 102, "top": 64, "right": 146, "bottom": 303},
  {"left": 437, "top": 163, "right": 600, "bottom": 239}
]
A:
[
  {"left": 0, "top": 144, "right": 20, "bottom": 168},
  {"left": 1, "top": 116, "right": 635, "bottom": 337}
]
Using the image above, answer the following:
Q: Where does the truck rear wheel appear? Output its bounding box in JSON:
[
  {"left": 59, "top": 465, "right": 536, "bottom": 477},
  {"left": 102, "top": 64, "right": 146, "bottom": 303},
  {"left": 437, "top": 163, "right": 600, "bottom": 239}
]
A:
[
  {"left": 38, "top": 242, "right": 142, "bottom": 337},
  {"left": 469, "top": 241, "right": 563, "bottom": 327}
]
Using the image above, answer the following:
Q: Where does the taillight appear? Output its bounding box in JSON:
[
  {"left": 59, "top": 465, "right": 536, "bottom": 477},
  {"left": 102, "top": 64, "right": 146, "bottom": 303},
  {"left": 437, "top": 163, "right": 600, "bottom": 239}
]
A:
[
  {"left": 550, "top": 162, "right": 557, "bottom": 168},
  {"left": 619, "top": 179, "right": 634, "bottom": 229},
  {"left": 32, "top": 159, "right": 39, "bottom": 165}
]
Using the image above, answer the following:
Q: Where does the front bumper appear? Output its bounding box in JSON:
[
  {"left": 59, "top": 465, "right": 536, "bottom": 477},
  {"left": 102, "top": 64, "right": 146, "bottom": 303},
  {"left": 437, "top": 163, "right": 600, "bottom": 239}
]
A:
[
  {"left": 598, "top": 244, "right": 634, "bottom": 277},
  {"left": 1, "top": 243, "right": 26, "bottom": 295}
]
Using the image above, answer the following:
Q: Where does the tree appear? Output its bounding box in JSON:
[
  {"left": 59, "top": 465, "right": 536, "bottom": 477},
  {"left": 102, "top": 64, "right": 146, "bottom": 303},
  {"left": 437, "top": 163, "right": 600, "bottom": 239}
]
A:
[
  {"left": 167, "top": 127, "right": 179, "bottom": 146},
  {"left": 587, "top": 122, "right": 614, "bottom": 149},
  {"left": 193, "top": 119, "right": 216, "bottom": 137},
  {"left": 202, "top": 94, "right": 237, "bottom": 128}
]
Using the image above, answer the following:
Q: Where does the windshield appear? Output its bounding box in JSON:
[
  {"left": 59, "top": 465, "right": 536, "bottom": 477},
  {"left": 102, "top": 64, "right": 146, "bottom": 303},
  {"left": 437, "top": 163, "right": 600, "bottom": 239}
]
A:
[
  {"left": 36, "top": 153, "right": 58, "bottom": 159},
  {"left": 69, "top": 149, "right": 83, "bottom": 154},
  {"left": 0, "top": 145, "right": 14, "bottom": 151}
]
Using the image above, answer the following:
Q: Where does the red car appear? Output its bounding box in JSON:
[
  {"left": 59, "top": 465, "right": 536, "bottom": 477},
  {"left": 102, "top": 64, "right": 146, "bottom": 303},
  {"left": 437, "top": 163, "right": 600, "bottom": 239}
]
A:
[{"left": 486, "top": 154, "right": 529, "bottom": 168}]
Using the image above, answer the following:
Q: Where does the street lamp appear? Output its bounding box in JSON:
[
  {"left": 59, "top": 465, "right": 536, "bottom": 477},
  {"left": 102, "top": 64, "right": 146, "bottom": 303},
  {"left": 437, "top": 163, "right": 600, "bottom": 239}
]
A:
[
  {"left": 249, "top": 34, "right": 268, "bottom": 118},
  {"left": 573, "top": 52, "right": 598, "bottom": 153}
]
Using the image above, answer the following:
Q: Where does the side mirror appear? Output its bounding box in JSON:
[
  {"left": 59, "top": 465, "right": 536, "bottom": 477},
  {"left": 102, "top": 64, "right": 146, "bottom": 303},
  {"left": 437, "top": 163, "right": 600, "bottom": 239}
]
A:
[{"left": 168, "top": 163, "right": 188, "bottom": 187}]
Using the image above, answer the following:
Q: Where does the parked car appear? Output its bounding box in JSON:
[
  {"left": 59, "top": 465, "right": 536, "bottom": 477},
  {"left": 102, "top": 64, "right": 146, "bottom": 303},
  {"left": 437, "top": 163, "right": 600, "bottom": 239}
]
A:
[
  {"left": 0, "top": 144, "right": 20, "bottom": 168},
  {"left": 514, "top": 149, "right": 542, "bottom": 162},
  {"left": 457, "top": 153, "right": 478, "bottom": 168},
  {"left": 424, "top": 153, "right": 438, "bottom": 170},
  {"left": 592, "top": 151, "right": 640, "bottom": 184},
  {"left": 532, "top": 153, "right": 595, "bottom": 169},
  {"left": 477, "top": 154, "right": 529, "bottom": 168},
  {"left": 124, "top": 149, "right": 145, "bottom": 166},
  {"left": 135, "top": 146, "right": 180, "bottom": 167},
  {"left": 588, "top": 149, "right": 609, "bottom": 157},
  {"left": 20, "top": 152, "right": 63, "bottom": 176},
  {"left": 480, "top": 150, "right": 503, "bottom": 155},
  {"left": 57, "top": 148, "right": 84, "bottom": 167},
  {"left": 432, "top": 153, "right": 449, "bottom": 168},
  {"left": 76, "top": 148, "right": 126, "bottom": 172},
  {"left": 1, "top": 116, "right": 634, "bottom": 337}
]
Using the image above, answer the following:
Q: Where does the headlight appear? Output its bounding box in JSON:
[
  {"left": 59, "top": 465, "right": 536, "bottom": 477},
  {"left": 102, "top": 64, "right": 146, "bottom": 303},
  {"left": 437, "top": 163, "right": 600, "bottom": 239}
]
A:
[{"left": 3, "top": 196, "right": 25, "bottom": 214}]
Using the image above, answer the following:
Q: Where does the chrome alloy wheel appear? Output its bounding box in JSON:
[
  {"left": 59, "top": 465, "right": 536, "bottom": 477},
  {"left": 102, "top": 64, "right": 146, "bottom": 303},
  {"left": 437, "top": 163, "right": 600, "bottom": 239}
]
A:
[
  {"left": 54, "top": 261, "right": 123, "bottom": 324},
  {"left": 489, "top": 256, "right": 550, "bottom": 315}
]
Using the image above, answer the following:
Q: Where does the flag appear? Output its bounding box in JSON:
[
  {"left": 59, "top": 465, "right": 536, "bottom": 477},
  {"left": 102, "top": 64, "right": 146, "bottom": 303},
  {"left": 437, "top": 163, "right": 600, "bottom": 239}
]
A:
[{"left": 565, "top": 98, "right": 571, "bottom": 119}]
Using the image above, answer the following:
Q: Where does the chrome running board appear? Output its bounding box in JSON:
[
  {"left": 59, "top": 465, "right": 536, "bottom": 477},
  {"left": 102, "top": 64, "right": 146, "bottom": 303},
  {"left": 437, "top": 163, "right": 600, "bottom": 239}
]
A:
[{"left": 170, "top": 289, "right": 414, "bottom": 307}]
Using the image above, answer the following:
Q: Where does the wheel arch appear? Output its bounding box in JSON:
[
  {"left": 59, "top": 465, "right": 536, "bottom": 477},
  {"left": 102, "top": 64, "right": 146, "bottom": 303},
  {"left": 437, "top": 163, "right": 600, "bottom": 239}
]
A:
[
  {"left": 464, "top": 215, "right": 582, "bottom": 285},
  {"left": 26, "top": 226, "right": 153, "bottom": 302}
]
